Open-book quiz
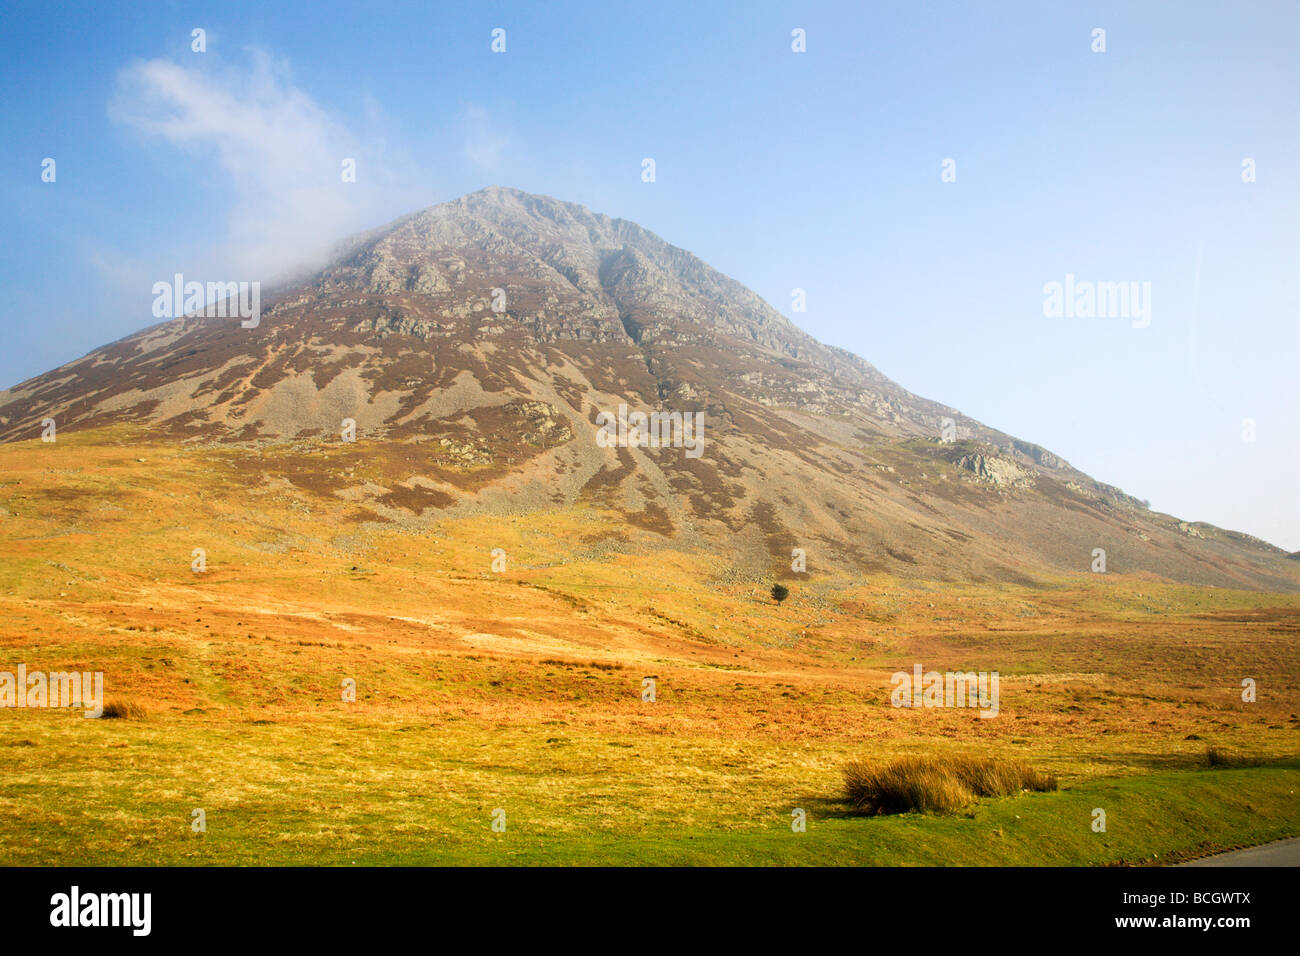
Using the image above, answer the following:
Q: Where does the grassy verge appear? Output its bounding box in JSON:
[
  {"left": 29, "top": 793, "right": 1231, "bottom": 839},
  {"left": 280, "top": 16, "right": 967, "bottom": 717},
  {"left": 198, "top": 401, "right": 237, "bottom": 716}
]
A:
[{"left": 2, "top": 711, "right": 1295, "bottom": 866}]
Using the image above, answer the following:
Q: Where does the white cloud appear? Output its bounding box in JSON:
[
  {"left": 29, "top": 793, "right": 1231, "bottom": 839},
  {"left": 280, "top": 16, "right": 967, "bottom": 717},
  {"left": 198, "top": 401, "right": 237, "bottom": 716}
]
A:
[{"left": 109, "top": 48, "right": 425, "bottom": 282}]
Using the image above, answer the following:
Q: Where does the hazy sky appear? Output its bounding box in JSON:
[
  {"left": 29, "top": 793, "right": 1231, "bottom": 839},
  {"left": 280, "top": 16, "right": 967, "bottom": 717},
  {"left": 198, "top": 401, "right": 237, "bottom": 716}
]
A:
[{"left": 2, "top": 1, "right": 1297, "bottom": 549}]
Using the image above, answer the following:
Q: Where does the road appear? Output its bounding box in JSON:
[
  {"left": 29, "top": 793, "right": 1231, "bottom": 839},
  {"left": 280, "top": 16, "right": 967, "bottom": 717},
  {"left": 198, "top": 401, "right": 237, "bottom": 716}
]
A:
[{"left": 1180, "top": 836, "right": 1300, "bottom": 867}]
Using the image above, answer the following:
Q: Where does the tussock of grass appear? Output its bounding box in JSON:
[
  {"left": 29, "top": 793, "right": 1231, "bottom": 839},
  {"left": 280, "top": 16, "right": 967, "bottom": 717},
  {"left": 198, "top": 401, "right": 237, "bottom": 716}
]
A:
[
  {"left": 1205, "top": 745, "right": 1234, "bottom": 766},
  {"left": 843, "top": 755, "right": 1058, "bottom": 815},
  {"left": 1205, "top": 745, "right": 1260, "bottom": 768},
  {"left": 98, "top": 700, "right": 148, "bottom": 720}
]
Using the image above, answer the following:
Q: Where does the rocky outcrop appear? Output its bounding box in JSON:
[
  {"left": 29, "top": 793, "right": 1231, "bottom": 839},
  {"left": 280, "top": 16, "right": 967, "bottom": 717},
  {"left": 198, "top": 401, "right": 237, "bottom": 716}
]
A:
[
  {"left": 956, "top": 453, "right": 1034, "bottom": 488},
  {"left": 514, "top": 400, "right": 572, "bottom": 447}
]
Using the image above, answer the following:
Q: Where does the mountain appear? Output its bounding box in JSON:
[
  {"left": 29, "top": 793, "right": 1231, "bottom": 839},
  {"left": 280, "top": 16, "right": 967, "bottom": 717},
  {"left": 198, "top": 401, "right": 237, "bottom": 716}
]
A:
[{"left": 1, "top": 186, "right": 1294, "bottom": 591}]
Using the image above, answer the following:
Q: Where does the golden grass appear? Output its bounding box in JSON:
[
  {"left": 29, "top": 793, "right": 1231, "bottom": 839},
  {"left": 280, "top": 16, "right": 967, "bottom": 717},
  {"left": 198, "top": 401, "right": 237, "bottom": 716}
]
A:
[{"left": 1, "top": 427, "right": 1298, "bottom": 863}]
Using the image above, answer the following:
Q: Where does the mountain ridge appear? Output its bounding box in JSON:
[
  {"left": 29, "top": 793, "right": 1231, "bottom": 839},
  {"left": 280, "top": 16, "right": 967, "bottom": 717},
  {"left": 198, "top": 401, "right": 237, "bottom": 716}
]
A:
[{"left": 1, "top": 186, "right": 1294, "bottom": 591}]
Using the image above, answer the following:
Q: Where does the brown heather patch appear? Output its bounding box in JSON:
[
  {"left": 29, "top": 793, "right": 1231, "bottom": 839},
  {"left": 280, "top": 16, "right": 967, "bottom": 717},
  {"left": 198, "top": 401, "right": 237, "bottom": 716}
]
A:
[
  {"left": 624, "top": 501, "right": 674, "bottom": 536},
  {"left": 580, "top": 446, "right": 636, "bottom": 500},
  {"left": 377, "top": 484, "right": 454, "bottom": 513},
  {"left": 550, "top": 373, "right": 587, "bottom": 412},
  {"left": 748, "top": 500, "right": 797, "bottom": 562},
  {"left": 309, "top": 351, "right": 369, "bottom": 391}
]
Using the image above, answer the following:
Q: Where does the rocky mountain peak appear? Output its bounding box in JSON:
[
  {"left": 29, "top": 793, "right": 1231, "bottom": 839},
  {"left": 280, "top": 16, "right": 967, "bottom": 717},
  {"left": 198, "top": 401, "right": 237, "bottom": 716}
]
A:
[{"left": 0, "top": 188, "right": 1294, "bottom": 591}]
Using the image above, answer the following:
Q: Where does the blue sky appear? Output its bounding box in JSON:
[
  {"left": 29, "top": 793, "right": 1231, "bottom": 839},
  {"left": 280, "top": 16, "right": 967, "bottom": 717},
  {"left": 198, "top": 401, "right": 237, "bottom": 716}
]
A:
[{"left": 2, "top": 1, "right": 1297, "bottom": 549}]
